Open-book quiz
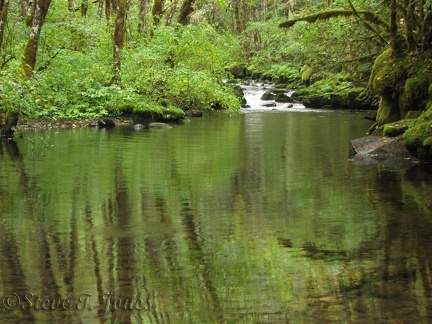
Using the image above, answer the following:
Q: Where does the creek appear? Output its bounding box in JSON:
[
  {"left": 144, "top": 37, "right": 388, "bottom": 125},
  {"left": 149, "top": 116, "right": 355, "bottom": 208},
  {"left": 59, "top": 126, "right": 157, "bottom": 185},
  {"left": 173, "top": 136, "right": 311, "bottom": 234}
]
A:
[{"left": 0, "top": 84, "right": 431, "bottom": 323}]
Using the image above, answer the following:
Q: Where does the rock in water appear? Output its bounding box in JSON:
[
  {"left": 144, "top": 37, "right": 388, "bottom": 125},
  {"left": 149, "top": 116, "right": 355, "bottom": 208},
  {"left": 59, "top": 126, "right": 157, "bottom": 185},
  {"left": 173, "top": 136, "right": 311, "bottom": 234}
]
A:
[
  {"left": 133, "top": 124, "right": 145, "bottom": 130},
  {"left": 260, "top": 90, "right": 276, "bottom": 101},
  {"left": 149, "top": 122, "right": 172, "bottom": 129},
  {"left": 349, "top": 135, "right": 418, "bottom": 167},
  {"left": 97, "top": 118, "right": 115, "bottom": 128}
]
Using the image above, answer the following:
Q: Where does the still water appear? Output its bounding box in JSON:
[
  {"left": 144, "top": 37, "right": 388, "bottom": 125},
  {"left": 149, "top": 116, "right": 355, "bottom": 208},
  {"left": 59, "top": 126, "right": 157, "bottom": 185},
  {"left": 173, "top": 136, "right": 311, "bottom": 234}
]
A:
[{"left": 1, "top": 108, "right": 432, "bottom": 323}]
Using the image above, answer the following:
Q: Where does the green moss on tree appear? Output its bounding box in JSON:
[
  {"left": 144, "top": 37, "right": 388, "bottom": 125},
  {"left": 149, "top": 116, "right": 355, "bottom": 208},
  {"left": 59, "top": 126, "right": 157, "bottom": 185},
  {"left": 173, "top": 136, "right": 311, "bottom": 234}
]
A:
[{"left": 369, "top": 50, "right": 432, "bottom": 126}]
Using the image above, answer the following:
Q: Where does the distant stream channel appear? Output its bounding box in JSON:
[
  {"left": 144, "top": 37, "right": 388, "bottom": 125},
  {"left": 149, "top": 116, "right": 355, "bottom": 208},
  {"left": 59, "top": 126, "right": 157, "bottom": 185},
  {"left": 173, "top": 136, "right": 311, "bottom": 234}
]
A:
[{"left": 0, "top": 83, "right": 432, "bottom": 323}]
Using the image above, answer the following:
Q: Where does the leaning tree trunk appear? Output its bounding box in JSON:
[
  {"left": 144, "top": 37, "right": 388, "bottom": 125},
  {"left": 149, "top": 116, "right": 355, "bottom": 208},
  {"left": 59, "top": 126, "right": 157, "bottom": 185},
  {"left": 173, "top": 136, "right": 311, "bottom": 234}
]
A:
[{"left": 112, "top": 0, "right": 126, "bottom": 83}]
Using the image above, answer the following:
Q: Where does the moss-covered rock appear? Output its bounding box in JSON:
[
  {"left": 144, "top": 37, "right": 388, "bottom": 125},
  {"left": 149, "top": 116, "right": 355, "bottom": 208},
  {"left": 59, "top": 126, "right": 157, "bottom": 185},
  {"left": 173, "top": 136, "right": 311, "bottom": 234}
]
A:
[
  {"left": 379, "top": 119, "right": 415, "bottom": 137},
  {"left": 132, "top": 101, "right": 185, "bottom": 125},
  {"left": 403, "top": 102, "right": 432, "bottom": 161},
  {"left": 227, "top": 62, "right": 248, "bottom": 79}
]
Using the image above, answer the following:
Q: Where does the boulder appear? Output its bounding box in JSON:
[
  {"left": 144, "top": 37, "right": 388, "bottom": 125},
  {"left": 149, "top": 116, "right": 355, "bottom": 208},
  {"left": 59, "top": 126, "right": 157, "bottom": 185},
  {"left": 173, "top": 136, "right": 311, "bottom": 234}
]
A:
[
  {"left": 233, "top": 85, "right": 247, "bottom": 105},
  {"left": 97, "top": 118, "right": 115, "bottom": 128},
  {"left": 349, "top": 135, "right": 418, "bottom": 166},
  {"left": 275, "top": 93, "right": 293, "bottom": 103},
  {"left": 260, "top": 90, "right": 276, "bottom": 101}
]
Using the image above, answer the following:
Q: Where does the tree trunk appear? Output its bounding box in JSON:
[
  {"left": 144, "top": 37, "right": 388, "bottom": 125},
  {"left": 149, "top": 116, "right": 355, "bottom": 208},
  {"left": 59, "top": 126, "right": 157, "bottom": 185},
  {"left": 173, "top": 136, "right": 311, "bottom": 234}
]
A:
[
  {"left": 240, "top": 0, "right": 247, "bottom": 32},
  {"left": 0, "top": 111, "right": 18, "bottom": 137},
  {"left": 250, "top": 1, "right": 261, "bottom": 50},
  {"left": 97, "top": 0, "right": 104, "bottom": 19},
  {"left": 404, "top": 0, "right": 416, "bottom": 51},
  {"left": 105, "top": 0, "right": 111, "bottom": 20},
  {"left": 0, "top": 0, "right": 10, "bottom": 56},
  {"left": 152, "top": 0, "right": 165, "bottom": 27},
  {"left": 389, "top": 0, "right": 402, "bottom": 54},
  {"left": 137, "top": 0, "right": 149, "bottom": 32},
  {"left": 22, "top": 0, "right": 51, "bottom": 78},
  {"left": 21, "top": 0, "right": 27, "bottom": 17},
  {"left": 177, "top": 0, "right": 194, "bottom": 25},
  {"left": 112, "top": 0, "right": 126, "bottom": 83},
  {"left": 81, "top": 0, "right": 88, "bottom": 18},
  {"left": 233, "top": 0, "right": 241, "bottom": 33}
]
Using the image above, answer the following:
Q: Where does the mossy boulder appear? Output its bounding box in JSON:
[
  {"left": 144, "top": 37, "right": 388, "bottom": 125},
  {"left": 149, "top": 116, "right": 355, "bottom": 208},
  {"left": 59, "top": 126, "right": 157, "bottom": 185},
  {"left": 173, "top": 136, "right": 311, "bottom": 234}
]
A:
[
  {"left": 132, "top": 101, "right": 185, "bottom": 125},
  {"left": 292, "top": 85, "right": 373, "bottom": 109},
  {"left": 378, "top": 119, "right": 415, "bottom": 137},
  {"left": 275, "top": 93, "right": 293, "bottom": 103},
  {"left": 403, "top": 102, "right": 432, "bottom": 161},
  {"left": 261, "top": 90, "right": 276, "bottom": 101},
  {"left": 227, "top": 62, "right": 248, "bottom": 79}
]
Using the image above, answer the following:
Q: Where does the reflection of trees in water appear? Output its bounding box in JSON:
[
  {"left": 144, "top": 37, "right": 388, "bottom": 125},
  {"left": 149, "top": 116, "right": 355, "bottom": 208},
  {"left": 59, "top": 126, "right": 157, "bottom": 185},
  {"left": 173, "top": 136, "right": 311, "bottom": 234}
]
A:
[{"left": 366, "top": 166, "right": 432, "bottom": 322}]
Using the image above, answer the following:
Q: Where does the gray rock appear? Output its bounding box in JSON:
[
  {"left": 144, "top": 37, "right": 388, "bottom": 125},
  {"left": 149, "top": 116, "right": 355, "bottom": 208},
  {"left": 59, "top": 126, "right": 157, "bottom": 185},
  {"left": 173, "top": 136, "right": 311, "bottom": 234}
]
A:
[
  {"left": 133, "top": 124, "right": 145, "bottom": 130},
  {"left": 349, "top": 135, "right": 418, "bottom": 167}
]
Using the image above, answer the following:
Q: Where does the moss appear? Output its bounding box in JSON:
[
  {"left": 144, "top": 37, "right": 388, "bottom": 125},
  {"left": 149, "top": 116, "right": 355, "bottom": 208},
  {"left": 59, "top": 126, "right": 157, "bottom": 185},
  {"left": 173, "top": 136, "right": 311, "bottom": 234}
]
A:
[
  {"left": 369, "top": 48, "right": 406, "bottom": 96},
  {"left": 369, "top": 50, "right": 432, "bottom": 126},
  {"left": 380, "top": 119, "right": 415, "bottom": 137},
  {"left": 301, "top": 64, "right": 314, "bottom": 85},
  {"left": 132, "top": 101, "right": 185, "bottom": 123},
  {"left": 398, "top": 56, "right": 432, "bottom": 115},
  {"left": 403, "top": 102, "right": 432, "bottom": 147},
  {"left": 375, "top": 95, "right": 400, "bottom": 126}
]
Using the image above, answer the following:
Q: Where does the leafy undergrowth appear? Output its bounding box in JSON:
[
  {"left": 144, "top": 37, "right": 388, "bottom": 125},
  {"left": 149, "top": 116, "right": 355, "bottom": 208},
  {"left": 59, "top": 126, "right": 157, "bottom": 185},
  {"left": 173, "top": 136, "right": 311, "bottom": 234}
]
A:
[{"left": 1, "top": 24, "right": 242, "bottom": 126}]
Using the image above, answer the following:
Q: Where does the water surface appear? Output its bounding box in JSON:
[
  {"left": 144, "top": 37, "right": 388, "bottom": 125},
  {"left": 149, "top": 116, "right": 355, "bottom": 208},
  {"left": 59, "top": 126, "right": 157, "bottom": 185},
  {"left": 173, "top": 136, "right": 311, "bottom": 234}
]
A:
[{"left": 1, "top": 108, "right": 431, "bottom": 323}]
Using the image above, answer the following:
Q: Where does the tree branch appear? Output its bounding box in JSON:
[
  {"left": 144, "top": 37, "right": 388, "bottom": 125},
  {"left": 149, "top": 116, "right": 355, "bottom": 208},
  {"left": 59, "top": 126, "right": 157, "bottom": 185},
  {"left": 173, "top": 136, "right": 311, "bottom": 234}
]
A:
[{"left": 279, "top": 10, "right": 389, "bottom": 32}]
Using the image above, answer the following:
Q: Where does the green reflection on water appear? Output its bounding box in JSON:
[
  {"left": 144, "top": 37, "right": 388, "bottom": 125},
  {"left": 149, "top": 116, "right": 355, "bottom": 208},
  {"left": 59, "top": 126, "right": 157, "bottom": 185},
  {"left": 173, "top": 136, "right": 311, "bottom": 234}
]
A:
[{"left": 1, "top": 111, "right": 431, "bottom": 323}]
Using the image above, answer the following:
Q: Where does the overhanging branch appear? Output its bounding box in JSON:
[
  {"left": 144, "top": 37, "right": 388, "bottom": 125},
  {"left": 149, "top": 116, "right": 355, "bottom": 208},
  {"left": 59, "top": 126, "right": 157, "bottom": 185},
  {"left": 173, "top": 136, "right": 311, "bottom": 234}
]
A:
[{"left": 279, "top": 10, "right": 389, "bottom": 30}]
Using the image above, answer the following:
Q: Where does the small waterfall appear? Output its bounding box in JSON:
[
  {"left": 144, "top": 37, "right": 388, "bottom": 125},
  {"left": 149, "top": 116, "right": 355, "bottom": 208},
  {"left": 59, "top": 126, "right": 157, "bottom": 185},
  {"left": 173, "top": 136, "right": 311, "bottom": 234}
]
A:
[{"left": 239, "top": 82, "right": 305, "bottom": 112}]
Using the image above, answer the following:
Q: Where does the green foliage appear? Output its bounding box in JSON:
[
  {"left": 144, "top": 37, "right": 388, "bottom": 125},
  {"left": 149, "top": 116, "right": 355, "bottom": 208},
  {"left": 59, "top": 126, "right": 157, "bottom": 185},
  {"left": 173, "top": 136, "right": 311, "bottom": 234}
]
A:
[
  {"left": 0, "top": 12, "right": 242, "bottom": 124},
  {"left": 122, "top": 24, "right": 242, "bottom": 112},
  {"left": 0, "top": 62, "right": 36, "bottom": 118},
  {"left": 245, "top": 10, "right": 380, "bottom": 85}
]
